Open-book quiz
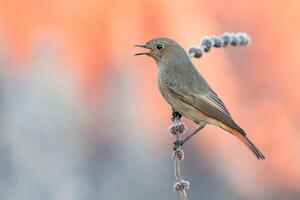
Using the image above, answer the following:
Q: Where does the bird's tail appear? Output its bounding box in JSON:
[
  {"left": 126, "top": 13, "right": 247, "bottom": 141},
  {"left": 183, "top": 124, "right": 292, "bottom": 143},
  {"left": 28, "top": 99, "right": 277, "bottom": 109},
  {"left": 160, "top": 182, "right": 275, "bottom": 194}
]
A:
[{"left": 228, "top": 128, "right": 265, "bottom": 160}]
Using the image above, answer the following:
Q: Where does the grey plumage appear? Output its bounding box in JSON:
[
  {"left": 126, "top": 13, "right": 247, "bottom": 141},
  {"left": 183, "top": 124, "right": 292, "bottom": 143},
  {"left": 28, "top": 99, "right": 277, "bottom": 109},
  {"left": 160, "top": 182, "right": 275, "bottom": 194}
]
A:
[{"left": 135, "top": 37, "right": 265, "bottom": 160}]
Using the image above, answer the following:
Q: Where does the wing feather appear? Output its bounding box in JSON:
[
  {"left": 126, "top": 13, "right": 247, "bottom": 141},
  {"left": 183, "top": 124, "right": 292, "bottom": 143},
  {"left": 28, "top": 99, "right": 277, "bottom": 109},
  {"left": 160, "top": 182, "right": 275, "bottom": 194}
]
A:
[{"left": 165, "top": 77, "right": 244, "bottom": 134}]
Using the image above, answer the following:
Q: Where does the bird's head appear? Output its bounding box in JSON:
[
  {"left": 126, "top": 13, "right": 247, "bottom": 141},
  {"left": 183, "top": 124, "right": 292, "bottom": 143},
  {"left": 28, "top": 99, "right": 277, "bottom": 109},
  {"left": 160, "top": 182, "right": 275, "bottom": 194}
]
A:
[{"left": 135, "top": 37, "right": 187, "bottom": 63}]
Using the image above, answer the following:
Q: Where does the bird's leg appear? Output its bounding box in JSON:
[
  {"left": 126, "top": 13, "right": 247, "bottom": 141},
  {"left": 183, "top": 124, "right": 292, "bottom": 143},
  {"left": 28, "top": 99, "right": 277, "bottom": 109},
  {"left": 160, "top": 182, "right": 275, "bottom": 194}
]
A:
[
  {"left": 173, "top": 122, "right": 205, "bottom": 150},
  {"left": 182, "top": 123, "right": 205, "bottom": 144},
  {"left": 171, "top": 108, "right": 182, "bottom": 122},
  {"left": 171, "top": 108, "right": 184, "bottom": 150}
]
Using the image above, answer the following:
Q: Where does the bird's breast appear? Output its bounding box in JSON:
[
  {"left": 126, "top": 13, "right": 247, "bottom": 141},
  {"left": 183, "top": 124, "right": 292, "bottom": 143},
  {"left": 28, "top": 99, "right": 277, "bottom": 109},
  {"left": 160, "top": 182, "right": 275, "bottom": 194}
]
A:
[
  {"left": 157, "top": 72, "right": 174, "bottom": 104},
  {"left": 157, "top": 73, "right": 188, "bottom": 113}
]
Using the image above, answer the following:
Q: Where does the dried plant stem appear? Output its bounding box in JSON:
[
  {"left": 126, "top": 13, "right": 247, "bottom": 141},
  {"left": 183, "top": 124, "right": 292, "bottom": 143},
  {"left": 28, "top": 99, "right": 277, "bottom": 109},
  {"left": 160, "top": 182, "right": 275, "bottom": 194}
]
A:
[
  {"left": 188, "top": 32, "right": 251, "bottom": 59},
  {"left": 169, "top": 119, "right": 189, "bottom": 200}
]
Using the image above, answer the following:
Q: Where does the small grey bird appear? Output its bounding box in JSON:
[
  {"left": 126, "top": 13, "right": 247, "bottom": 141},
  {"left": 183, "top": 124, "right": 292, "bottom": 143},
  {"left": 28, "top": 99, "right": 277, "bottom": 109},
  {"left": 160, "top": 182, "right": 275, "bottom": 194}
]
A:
[{"left": 135, "top": 37, "right": 265, "bottom": 160}]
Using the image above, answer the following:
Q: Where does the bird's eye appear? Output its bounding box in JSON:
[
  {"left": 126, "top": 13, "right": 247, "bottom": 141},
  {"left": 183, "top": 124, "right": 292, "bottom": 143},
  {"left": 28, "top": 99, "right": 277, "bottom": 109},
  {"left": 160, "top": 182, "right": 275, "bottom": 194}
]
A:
[{"left": 155, "top": 43, "right": 164, "bottom": 50}]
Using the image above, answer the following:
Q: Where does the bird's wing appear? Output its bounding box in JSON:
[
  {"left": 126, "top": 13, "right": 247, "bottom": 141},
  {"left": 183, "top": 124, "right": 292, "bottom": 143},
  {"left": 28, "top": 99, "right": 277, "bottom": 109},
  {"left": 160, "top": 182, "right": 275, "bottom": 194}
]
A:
[{"left": 165, "top": 75, "right": 244, "bottom": 134}]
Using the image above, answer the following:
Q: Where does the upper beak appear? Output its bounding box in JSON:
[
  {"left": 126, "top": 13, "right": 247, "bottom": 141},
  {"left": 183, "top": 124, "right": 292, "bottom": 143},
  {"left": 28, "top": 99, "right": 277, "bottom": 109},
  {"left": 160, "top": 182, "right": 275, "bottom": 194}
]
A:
[{"left": 134, "top": 44, "right": 151, "bottom": 56}]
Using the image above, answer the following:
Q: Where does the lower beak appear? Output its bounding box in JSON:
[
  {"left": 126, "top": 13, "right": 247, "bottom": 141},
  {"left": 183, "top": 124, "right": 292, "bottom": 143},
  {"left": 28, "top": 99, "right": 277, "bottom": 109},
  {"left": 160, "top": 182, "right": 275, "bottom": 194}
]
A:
[{"left": 134, "top": 44, "right": 151, "bottom": 56}]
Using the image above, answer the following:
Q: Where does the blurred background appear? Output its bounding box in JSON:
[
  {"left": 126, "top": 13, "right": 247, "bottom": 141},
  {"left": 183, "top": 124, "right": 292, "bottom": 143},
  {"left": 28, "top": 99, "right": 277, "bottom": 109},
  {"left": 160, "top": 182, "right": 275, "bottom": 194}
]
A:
[{"left": 0, "top": 0, "right": 299, "bottom": 199}]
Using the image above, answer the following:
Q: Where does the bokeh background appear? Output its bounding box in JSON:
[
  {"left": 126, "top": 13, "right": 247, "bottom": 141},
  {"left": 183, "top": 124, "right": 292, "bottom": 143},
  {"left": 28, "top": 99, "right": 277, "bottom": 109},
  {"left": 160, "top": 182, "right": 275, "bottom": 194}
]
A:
[{"left": 0, "top": 0, "right": 299, "bottom": 199}]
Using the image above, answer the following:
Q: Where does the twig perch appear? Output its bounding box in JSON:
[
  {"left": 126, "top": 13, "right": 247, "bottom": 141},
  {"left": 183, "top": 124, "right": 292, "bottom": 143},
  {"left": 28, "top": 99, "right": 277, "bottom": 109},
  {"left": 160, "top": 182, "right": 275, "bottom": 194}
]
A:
[
  {"left": 169, "top": 119, "right": 189, "bottom": 200},
  {"left": 188, "top": 32, "right": 251, "bottom": 59}
]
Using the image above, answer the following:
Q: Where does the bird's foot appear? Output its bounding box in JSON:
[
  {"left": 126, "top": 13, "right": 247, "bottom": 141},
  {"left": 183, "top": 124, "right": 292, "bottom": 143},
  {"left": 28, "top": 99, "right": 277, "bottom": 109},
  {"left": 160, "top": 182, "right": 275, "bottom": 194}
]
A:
[
  {"left": 173, "top": 140, "right": 184, "bottom": 151},
  {"left": 171, "top": 109, "right": 182, "bottom": 122}
]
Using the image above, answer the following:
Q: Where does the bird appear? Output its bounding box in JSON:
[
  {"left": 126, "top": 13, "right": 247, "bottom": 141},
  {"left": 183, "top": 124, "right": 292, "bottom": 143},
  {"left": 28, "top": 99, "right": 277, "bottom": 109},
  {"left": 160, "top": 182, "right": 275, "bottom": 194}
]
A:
[{"left": 135, "top": 37, "right": 265, "bottom": 160}]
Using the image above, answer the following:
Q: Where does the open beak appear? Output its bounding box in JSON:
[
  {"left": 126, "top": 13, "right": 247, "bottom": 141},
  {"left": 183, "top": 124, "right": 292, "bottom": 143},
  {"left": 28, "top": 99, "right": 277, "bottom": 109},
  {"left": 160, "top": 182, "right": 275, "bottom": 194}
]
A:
[{"left": 134, "top": 44, "right": 151, "bottom": 56}]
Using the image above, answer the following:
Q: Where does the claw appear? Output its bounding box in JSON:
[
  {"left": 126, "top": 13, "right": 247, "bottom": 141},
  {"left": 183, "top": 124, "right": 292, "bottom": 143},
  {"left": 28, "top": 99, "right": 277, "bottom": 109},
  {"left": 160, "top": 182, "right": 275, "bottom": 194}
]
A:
[
  {"left": 174, "top": 140, "right": 184, "bottom": 146},
  {"left": 171, "top": 109, "right": 182, "bottom": 122},
  {"left": 173, "top": 140, "right": 184, "bottom": 150}
]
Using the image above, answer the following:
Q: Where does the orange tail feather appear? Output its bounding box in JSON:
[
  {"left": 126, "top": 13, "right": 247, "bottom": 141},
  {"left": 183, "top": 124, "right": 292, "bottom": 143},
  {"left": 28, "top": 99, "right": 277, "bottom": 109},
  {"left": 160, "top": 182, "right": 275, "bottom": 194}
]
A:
[{"left": 229, "top": 128, "right": 265, "bottom": 160}]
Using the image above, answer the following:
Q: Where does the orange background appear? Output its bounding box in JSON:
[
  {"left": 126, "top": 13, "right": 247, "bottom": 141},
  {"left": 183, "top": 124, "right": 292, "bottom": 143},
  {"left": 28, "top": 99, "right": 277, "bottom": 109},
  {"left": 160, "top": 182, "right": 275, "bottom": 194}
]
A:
[{"left": 0, "top": 0, "right": 299, "bottom": 199}]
